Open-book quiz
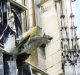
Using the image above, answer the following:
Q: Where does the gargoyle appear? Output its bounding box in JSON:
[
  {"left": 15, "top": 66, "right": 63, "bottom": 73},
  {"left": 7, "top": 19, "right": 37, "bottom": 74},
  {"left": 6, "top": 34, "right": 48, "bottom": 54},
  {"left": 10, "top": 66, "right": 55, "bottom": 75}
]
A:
[
  {"left": 16, "top": 34, "right": 53, "bottom": 67},
  {"left": 19, "top": 34, "right": 53, "bottom": 54}
]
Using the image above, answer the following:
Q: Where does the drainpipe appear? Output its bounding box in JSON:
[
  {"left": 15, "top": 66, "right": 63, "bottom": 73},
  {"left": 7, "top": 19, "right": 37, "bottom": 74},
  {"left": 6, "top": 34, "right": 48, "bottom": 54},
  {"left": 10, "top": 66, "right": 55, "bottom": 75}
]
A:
[
  {"left": 28, "top": 0, "right": 36, "bottom": 27},
  {"left": 32, "top": 0, "right": 36, "bottom": 26}
]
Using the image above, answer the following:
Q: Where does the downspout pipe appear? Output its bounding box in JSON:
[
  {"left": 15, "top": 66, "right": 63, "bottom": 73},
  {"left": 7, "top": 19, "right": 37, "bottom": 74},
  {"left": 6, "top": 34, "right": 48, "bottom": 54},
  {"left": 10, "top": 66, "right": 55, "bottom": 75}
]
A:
[{"left": 31, "top": 0, "right": 36, "bottom": 26}]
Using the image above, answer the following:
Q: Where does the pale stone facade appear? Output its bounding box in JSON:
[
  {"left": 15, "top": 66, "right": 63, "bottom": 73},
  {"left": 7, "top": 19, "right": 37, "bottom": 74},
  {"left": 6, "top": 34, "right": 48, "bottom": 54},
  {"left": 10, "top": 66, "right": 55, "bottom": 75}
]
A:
[
  {"left": 11, "top": 0, "right": 73, "bottom": 75},
  {"left": 40, "top": 1, "right": 62, "bottom": 75}
]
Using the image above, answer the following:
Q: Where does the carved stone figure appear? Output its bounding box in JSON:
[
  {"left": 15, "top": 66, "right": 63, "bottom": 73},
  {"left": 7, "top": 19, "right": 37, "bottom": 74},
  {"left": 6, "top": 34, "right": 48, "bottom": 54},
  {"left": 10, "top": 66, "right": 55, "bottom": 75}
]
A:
[
  {"left": 17, "top": 34, "right": 53, "bottom": 65},
  {"left": 19, "top": 34, "right": 53, "bottom": 54}
]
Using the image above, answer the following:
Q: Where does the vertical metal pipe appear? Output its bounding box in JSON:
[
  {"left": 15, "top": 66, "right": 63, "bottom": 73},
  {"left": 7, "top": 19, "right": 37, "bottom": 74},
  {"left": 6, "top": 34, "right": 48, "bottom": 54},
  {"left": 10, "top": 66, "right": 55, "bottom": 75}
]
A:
[
  {"left": 27, "top": 0, "right": 36, "bottom": 28},
  {"left": 31, "top": 0, "right": 36, "bottom": 26}
]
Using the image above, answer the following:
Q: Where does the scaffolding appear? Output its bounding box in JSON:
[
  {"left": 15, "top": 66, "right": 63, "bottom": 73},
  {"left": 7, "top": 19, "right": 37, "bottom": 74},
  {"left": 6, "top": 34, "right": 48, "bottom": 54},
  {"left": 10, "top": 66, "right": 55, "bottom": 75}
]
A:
[{"left": 59, "top": 0, "right": 80, "bottom": 75}]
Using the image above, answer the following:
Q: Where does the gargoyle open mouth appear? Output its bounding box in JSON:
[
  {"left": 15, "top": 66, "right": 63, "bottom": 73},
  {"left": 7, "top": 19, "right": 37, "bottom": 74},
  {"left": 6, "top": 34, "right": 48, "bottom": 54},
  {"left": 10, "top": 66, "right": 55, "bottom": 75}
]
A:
[
  {"left": 40, "top": 36, "right": 53, "bottom": 48},
  {"left": 40, "top": 44, "right": 46, "bottom": 48},
  {"left": 48, "top": 37, "right": 53, "bottom": 40}
]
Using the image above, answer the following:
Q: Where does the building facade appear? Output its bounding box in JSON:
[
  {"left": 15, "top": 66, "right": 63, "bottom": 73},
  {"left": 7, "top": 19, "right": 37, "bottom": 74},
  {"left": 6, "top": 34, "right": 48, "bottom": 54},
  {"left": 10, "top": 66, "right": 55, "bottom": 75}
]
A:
[{"left": 10, "top": 0, "right": 79, "bottom": 75}]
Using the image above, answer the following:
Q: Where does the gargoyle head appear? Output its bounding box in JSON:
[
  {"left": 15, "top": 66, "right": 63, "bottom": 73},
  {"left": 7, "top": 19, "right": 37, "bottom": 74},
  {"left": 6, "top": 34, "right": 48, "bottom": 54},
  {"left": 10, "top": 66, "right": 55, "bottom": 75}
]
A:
[
  {"left": 40, "top": 34, "right": 53, "bottom": 48},
  {"left": 17, "top": 34, "right": 53, "bottom": 63},
  {"left": 43, "top": 34, "right": 53, "bottom": 42}
]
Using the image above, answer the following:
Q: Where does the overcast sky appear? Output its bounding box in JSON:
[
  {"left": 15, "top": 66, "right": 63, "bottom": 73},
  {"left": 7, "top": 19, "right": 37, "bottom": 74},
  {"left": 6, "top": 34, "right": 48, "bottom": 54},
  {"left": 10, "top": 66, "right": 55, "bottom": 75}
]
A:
[{"left": 75, "top": 0, "right": 80, "bottom": 41}]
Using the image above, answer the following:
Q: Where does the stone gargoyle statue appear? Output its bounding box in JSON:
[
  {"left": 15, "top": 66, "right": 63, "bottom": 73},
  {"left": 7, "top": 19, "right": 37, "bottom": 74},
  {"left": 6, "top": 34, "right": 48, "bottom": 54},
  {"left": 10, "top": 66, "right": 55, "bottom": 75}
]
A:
[
  {"left": 19, "top": 33, "right": 53, "bottom": 54},
  {"left": 16, "top": 32, "right": 53, "bottom": 74},
  {"left": 3, "top": 26, "right": 52, "bottom": 63},
  {"left": 16, "top": 27, "right": 53, "bottom": 67},
  {"left": 5, "top": 26, "right": 53, "bottom": 56},
  {"left": 16, "top": 28, "right": 52, "bottom": 61}
]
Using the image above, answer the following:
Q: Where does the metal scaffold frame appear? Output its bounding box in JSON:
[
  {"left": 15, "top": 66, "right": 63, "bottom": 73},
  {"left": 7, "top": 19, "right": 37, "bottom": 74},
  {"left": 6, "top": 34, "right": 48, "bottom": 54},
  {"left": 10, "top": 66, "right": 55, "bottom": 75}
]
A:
[{"left": 59, "top": 0, "right": 80, "bottom": 75}]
